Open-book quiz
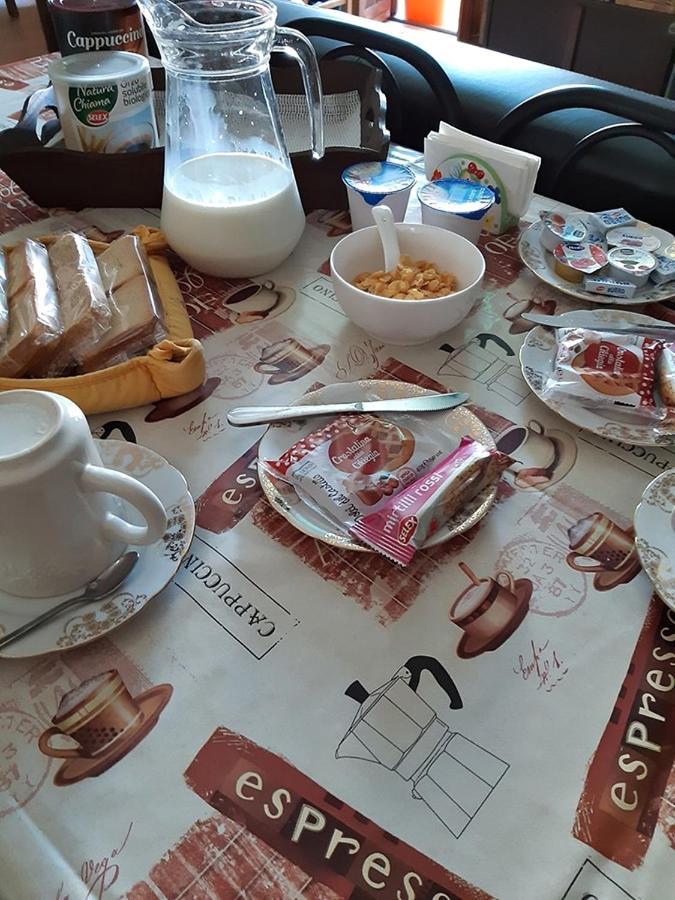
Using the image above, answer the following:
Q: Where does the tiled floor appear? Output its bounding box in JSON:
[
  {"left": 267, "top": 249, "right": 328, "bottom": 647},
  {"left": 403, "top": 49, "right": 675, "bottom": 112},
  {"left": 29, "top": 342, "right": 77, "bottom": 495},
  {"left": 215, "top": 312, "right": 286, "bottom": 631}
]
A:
[{"left": 0, "top": 0, "right": 47, "bottom": 64}]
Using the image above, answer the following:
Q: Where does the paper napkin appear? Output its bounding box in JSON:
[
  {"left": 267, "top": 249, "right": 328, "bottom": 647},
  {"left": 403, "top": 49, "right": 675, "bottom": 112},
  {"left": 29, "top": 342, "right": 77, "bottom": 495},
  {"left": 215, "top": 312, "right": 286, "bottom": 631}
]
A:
[{"left": 424, "top": 123, "right": 541, "bottom": 234}]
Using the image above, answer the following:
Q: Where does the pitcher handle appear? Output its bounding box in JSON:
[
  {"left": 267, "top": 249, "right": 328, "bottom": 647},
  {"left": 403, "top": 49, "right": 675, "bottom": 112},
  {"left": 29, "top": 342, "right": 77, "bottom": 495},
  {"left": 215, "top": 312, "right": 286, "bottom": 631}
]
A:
[{"left": 274, "top": 27, "right": 325, "bottom": 160}]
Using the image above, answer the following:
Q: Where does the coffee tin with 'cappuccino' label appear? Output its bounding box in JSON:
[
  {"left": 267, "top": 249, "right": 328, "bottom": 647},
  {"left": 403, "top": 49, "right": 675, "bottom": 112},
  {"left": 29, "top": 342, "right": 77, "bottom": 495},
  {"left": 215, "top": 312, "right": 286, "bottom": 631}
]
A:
[
  {"left": 49, "top": 50, "right": 157, "bottom": 154},
  {"left": 48, "top": 0, "right": 147, "bottom": 57}
]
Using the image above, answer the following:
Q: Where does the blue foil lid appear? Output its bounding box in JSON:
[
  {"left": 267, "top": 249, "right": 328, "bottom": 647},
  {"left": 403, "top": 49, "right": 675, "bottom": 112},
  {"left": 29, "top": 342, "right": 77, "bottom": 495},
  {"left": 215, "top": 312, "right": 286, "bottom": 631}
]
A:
[
  {"left": 342, "top": 162, "right": 416, "bottom": 206},
  {"left": 418, "top": 178, "right": 496, "bottom": 220}
]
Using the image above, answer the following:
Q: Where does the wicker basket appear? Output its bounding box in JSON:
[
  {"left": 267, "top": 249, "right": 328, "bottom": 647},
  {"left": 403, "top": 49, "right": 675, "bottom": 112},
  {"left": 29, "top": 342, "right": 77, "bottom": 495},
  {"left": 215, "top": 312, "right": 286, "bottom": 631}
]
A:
[{"left": 0, "top": 226, "right": 206, "bottom": 415}]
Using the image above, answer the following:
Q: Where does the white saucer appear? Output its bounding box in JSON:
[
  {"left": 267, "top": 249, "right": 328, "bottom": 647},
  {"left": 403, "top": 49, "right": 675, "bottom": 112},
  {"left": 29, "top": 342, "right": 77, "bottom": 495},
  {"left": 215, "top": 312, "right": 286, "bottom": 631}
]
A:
[
  {"left": 520, "top": 308, "right": 675, "bottom": 446},
  {"left": 257, "top": 379, "right": 498, "bottom": 553},
  {"left": 0, "top": 440, "right": 195, "bottom": 659},
  {"left": 634, "top": 470, "right": 675, "bottom": 611},
  {"left": 519, "top": 216, "right": 675, "bottom": 306}
]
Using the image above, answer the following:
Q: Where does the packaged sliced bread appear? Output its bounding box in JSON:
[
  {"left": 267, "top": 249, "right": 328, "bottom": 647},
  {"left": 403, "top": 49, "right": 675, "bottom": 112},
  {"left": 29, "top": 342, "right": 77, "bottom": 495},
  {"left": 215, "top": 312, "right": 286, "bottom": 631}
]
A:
[
  {"left": 0, "top": 239, "right": 63, "bottom": 378},
  {"left": 47, "top": 232, "right": 113, "bottom": 373},
  {"left": 82, "top": 235, "right": 166, "bottom": 373}
]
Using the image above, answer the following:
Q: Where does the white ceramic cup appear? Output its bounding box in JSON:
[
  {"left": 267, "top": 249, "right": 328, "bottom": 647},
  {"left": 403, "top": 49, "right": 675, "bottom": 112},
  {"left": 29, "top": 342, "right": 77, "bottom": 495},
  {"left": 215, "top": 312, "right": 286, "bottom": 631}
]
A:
[{"left": 0, "top": 390, "right": 168, "bottom": 598}]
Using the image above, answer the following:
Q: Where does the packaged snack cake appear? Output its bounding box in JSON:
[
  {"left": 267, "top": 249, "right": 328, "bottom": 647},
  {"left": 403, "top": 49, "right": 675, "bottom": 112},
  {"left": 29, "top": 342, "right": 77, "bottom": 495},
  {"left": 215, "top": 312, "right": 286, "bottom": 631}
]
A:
[
  {"left": 351, "top": 436, "right": 510, "bottom": 565},
  {"left": 262, "top": 414, "right": 509, "bottom": 563},
  {"left": 263, "top": 412, "right": 441, "bottom": 524},
  {"left": 545, "top": 328, "right": 661, "bottom": 411}
]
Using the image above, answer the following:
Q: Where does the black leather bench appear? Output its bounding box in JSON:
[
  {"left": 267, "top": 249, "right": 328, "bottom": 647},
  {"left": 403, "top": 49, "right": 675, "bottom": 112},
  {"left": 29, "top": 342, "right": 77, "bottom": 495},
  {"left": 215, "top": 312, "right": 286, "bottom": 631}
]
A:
[{"left": 273, "top": 1, "right": 675, "bottom": 230}]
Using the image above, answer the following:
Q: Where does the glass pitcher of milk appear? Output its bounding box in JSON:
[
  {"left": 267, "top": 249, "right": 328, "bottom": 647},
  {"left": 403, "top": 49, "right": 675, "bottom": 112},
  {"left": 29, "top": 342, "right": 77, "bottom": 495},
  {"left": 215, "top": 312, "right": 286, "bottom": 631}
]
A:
[{"left": 138, "top": 0, "right": 324, "bottom": 277}]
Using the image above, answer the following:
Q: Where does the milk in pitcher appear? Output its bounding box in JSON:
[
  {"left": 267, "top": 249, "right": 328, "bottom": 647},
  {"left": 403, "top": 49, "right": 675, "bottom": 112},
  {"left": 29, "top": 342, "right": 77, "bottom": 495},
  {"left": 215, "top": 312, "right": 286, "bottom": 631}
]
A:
[{"left": 161, "top": 152, "right": 306, "bottom": 277}]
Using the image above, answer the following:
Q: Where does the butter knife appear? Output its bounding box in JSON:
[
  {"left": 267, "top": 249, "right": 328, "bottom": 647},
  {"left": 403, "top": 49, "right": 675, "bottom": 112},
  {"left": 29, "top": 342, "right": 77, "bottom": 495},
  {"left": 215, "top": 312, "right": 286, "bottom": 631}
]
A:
[
  {"left": 523, "top": 312, "right": 675, "bottom": 339},
  {"left": 227, "top": 391, "right": 470, "bottom": 426}
]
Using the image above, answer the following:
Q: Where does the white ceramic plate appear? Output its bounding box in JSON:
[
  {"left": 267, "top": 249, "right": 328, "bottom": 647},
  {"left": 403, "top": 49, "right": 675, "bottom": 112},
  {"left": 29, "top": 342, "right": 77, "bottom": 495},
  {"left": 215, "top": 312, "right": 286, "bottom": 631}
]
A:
[
  {"left": 635, "top": 470, "right": 675, "bottom": 611},
  {"left": 520, "top": 309, "right": 675, "bottom": 446},
  {"left": 258, "top": 380, "right": 497, "bottom": 552},
  {"left": 0, "top": 440, "right": 195, "bottom": 659},
  {"left": 519, "top": 216, "right": 675, "bottom": 306}
]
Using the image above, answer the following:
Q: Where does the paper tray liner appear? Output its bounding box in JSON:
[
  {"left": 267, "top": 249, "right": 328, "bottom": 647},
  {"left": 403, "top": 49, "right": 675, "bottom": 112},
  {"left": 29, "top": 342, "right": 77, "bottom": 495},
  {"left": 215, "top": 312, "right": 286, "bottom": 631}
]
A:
[{"left": 0, "top": 226, "right": 206, "bottom": 414}]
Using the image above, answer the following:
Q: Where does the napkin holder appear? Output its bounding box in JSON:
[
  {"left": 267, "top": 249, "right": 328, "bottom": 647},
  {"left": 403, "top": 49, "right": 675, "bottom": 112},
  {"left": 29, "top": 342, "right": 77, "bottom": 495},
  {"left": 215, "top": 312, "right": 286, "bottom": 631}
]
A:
[
  {"left": 0, "top": 61, "right": 388, "bottom": 213},
  {"left": 427, "top": 154, "right": 517, "bottom": 235}
]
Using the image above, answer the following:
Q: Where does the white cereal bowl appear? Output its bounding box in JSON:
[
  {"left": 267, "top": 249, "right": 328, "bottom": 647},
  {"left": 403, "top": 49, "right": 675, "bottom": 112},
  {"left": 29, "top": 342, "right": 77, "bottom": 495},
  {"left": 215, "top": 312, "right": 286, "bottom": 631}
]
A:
[{"left": 330, "top": 223, "right": 486, "bottom": 345}]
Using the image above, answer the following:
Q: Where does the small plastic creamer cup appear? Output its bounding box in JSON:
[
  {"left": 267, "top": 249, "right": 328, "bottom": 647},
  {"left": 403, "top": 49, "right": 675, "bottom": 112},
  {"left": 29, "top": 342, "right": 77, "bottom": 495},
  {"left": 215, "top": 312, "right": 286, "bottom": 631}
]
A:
[
  {"left": 342, "top": 162, "right": 416, "bottom": 231},
  {"left": 418, "top": 178, "right": 495, "bottom": 244}
]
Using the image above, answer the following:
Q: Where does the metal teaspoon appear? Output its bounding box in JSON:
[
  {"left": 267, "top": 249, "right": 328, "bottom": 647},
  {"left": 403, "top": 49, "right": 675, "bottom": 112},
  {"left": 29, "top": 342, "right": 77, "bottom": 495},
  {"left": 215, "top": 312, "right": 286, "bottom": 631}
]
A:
[{"left": 0, "top": 551, "right": 139, "bottom": 651}]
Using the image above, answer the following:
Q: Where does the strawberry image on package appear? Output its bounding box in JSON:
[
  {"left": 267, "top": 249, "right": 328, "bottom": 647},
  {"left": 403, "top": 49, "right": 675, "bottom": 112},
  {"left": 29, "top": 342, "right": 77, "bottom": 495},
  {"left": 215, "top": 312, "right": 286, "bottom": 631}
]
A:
[{"left": 351, "top": 437, "right": 510, "bottom": 565}]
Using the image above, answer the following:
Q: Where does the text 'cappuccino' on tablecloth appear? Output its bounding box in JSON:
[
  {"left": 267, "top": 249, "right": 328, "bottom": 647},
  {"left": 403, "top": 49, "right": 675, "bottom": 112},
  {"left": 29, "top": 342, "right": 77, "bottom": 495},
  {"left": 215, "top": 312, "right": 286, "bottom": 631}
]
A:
[{"left": 173, "top": 535, "right": 300, "bottom": 658}]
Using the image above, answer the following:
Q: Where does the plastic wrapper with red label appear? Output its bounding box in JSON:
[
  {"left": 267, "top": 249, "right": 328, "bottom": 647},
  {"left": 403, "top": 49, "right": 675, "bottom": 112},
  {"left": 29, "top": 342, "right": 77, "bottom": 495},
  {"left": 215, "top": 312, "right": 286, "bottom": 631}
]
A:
[
  {"left": 262, "top": 411, "right": 457, "bottom": 533},
  {"left": 544, "top": 328, "right": 661, "bottom": 413},
  {"left": 82, "top": 234, "right": 167, "bottom": 373},
  {"left": 351, "top": 437, "right": 510, "bottom": 565},
  {"left": 543, "top": 327, "right": 675, "bottom": 440},
  {"left": 657, "top": 343, "right": 675, "bottom": 409},
  {"left": 0, "top": 239, "right": 63, "bottom": 378},
  {"left": 47, "top": 232, "right": 114, "bottom": 374}
]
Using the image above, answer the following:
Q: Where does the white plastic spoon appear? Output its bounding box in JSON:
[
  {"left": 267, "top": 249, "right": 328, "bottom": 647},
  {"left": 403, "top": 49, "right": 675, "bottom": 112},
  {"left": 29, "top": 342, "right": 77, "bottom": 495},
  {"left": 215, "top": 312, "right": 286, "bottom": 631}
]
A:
[{"left": 372, "top": 204, "right": 401, "bottom": 272}]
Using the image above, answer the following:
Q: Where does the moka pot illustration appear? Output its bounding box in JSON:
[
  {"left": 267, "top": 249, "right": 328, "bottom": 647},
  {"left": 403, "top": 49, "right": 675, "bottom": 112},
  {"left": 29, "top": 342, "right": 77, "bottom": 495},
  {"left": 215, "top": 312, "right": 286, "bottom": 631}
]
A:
[{"left": 337, "top": 656, "right": 508, "bottom": 837}]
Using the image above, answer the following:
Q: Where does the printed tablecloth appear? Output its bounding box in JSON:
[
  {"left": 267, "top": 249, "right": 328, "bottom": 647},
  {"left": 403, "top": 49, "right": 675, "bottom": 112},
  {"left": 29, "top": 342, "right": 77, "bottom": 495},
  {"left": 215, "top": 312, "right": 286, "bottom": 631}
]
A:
[{"left": 0, "top": 56, "right": 674, "bottom": 900}]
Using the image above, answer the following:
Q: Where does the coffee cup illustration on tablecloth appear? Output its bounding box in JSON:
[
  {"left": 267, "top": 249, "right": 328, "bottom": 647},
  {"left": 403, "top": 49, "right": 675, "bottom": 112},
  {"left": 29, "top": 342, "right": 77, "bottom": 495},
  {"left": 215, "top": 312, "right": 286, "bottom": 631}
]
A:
[
  {"left": 496, "top": 419, "right": 577, "bottom": 490},
  {"left": 503, "top": 291, "right": 557, "bottom": 335},
  {"left": 308, "top": 209, "right": 352, "bottom": 237},
  {"left": 38, "top": 670, "right": 172, "bottom": 786},
  {"left": 91, "top": 420, "right": 138, "bottom": 442},
  {"left": 145, "top": 377, "right": 221, "bottom": 422},
  {"left": 225, "top": 280, "right": 295, "bottom": 325},
  {"left": 449, "top": 563, "right": 532, "bottom": 658},
  {"left": 566, "top": 513, "right": 641, "bottom": 591},
  {"left": 254, "top": 338, "right": 330, "bottom": 385}
]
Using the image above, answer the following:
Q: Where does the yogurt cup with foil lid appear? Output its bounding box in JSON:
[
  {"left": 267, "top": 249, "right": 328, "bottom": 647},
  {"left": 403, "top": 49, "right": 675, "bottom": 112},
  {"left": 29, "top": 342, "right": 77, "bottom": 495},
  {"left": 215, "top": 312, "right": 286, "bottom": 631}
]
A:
[
  {"left": 607, "top": 246, "right": 656, "bottom": 287},
  {"left": 342, "top": 162, "right": 416, "bottom": 231},
  {"left": 606, "top": 225, "right": 662, "bottom": 253},
  {"left": 419, "top": 179, "right": 495, "bottom": 218},
  {"left": 540, "top": 212, "right": 588, "bottom": 253},
  {"left": 553, "top": 241, "right": 608, "bottom": 283},
  {"left": 418, "top": 178, "right": 495, "bottom": 244}
]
